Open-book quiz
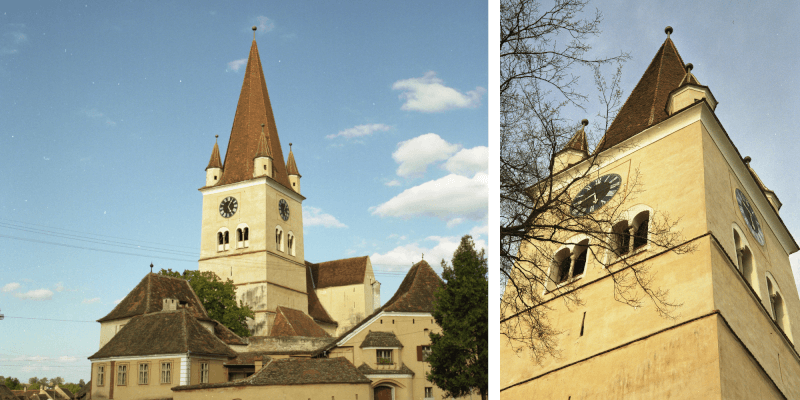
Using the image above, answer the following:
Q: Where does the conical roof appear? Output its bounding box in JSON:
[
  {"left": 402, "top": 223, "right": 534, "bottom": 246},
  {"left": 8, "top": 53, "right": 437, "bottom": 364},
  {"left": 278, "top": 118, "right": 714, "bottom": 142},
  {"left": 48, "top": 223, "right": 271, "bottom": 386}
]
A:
[
  {"left": 217, "top": 39, "right": 291, "bottom": 188},
  {"left": 561, "top": 120, "right": 589, "bottom": 154},
  {"left": 677, "top": 63, "right": 701, "bottom": 87},
  {"left": 286, "top": 147, "right": 300, "bottom": 177},
  {"left": 255, "top": 124, "right": 273, "bottom": 159},
  {"left": 206, "top": 139, "right": 222, "bottom": 170},
  {"left": 597, "top": 34, "right": 686, "bottom": 152}
]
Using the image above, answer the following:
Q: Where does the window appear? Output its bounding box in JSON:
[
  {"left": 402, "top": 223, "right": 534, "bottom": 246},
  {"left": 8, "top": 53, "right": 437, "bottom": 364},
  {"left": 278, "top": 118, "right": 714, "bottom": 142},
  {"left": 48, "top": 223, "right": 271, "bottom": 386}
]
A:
[
  {"left": 275, "top": 226, "right": 284, "bottom": 252},
  {"left": 733, "top": 225, "right": 760, "bottom": 297},
  {"left": 613, "top": 221, "right": 630, "bottom": 255},
  {"left": 117, "top": 364, "right": 127, "bottom": 386},
  {"left": 766, "top": 275, "right": 791, "bottom": 340},
  {"left": 236, "top": 225, "right": 250, "bottom": 249},
  {"left": 97, "top": 365, "right": 104, "bottom": 386},
  {"left": 200, "top": 362, "right": 209, "bottom": 383},
  {"left": 425, "top": 387, "right": 434, "bottom": 398},
  {"left": 422, "top": 345, "right": 431, "bottom": 361},
  {"left": 161, "top": 362, "right": 171, "bottom": 384},
  {"left": 632, "top": 212, "right": 649, "bottom": 249},
  {"left": 376, "top": 349, "right": 392, "bottom": 364},
  {"left": 138, "top": 363, "right": 149, "bottom": 385},
  {"left": 287, "top": 232, "right": 295, "bottom": 256},
  {"left": 217, "top": 228, "right": 230, "bottom": 252},
  {"left": 550, "top": 242, "right": 588, "bottom": 286}
]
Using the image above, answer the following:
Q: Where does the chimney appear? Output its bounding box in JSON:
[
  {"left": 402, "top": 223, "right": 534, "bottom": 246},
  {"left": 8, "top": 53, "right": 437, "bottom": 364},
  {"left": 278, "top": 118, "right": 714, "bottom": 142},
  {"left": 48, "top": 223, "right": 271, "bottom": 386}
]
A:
[
  {"left": 254, "top": 357, "right": 263, "bottom": 371},
  {"left": 162, "top": 298, "right": 177, "bottom": 311}
]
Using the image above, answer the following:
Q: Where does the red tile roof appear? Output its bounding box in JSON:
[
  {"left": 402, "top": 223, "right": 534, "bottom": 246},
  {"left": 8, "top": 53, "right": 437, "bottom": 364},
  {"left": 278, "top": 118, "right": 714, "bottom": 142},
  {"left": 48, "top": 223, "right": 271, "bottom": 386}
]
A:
[
  {"left": 206, "top": 140, "right": 222, "bottom": 170},
  {"left": 216, "top": 40, "right": 292, "bottom": 189},
  {"left": 560, "top": 121, "right": 589, "bottom": 155},
  {"left": 286, "top": 149, "right": 300, "bottom": 177},
  {"left": 271, "top": 306, "right": 330, "bottom": 338},
  {"left": 382, "top": 260, "right": 442, "bottom": 313},
  {"left": 597, "top": 36, "right": 686, "bottom": 152},
  {"left": 307, "top": 256, "right": 369, "bottom": 289},
  {"left": 98, "top": 273, "right": 210, "bottom": 322},
  {"left": 255, "top": 124, "right": 273, "bottom": 159},
  {"left": 306, "top": 265, "right": 337, "bottom": 325}
]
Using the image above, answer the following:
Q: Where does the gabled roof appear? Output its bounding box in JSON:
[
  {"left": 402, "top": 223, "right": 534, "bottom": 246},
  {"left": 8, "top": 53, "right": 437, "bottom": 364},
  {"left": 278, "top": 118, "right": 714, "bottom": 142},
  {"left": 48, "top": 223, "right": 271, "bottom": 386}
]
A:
[
  {"left": 213, "top": 321, "right": 247, "bottom": 345},
  {"left": 173, "top": 357, "right": 371, "bottom": 390},
  {"left": 206, "top": 139, "right": 222, "bottom": 170},
  {"left": 0, "top": 385, "right": 16, "bottom": 400},
  {"left": 89, "top": 308, "right": 236, "bottom": 359},
  {"left": 360, "top": 331, "right": 403, "bottom": 348},
  {"left": 216, "top": 39, "right": 292, "bottom": 189},
  {"left": 271, "top": 306, "right": 330, "bottom": 338},
  {"left": 224, "top": 352, "right": 271, "bottom": 366},
  {"left": 286, "top": 148, "right": 300, "bottom": 177},
  {"left": 597, "top": 35, "right": 686, "bottom": 152},
  {"left": 306, "top": 256, "right": 370, "bottom": 289},
  {"left": 73, "top": 382, "right": 90, "bottom": 400},
  {"left": 357, "top": 362, "right": 415, "bottom": 376},
  {"left": 306, "top": 265, "right": 337, "bottom": 325},
  {"left": 98, "top": 273, "right": 210, "bottom": 322}
]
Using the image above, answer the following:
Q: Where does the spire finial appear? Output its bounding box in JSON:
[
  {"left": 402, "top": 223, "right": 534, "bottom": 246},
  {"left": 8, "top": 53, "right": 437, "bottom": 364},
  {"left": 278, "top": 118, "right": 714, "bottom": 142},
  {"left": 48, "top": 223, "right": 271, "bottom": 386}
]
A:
[
  {"left": 252, "top": 25, "right": 257, "bottom": 40},
  {"left": 744, "top": 156, "right": 752, "bottom": 165},
  {"left": 581, "top": 119, "right": 589, "bottom": 127},
  {"left": 261, "top": 123, "right": 265, "bottom": 131},
  {"left": 685, "top": 63, "right": 693, "bottom": 73},
  {"left": 289, "top": 142, "right": 293, "bottom": 151},
  {"left": 150, "top": 262, "right": 153, "bottom": 273},
  {"left": 665, "top": 26, "right": 673, "bottom": 37},
  {"left": 215, "top": 134, "right": 218, "bottom": 142}
]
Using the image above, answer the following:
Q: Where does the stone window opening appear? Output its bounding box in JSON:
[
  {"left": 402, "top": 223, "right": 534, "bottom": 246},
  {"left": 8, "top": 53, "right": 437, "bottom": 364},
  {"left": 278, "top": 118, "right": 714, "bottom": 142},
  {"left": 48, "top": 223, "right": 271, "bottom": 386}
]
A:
[
  {"left": 613, "top": 221, "right": 631, "bottom": 256},
  {"left": 376, "top": 349, "right": 393, "bottom": 365},
  {"left": 766, "top": 275, "right": 792, "bottom": 341},
  {"left": 275, "top": 226, "right": 284, "bottom": 252},
  {"left": 425, "top": 387, "right": 434, "bottom": 398},
  {"left": 733, "top": 226, "right": 760, "bottom": 297},
  {"left": 217, "top": 228, "right": 230, "bottom": 252},
  {"left": 631, "top": 212, "right": 650, "bottom": 250},
  {"left": 550, "top": 241, "right": 589, "bottom": 288},
  {"left": 200, "top": 362, "right": 209, "bottom": 383},
  {"left": 97, "top": 365, "right": 104, "bottom": 386},
  {"left": 287, "top": 232, "right": 295, "bottom": 256},
  {"left": 236, "top": 225, "right": 250, "bottom": 249}
]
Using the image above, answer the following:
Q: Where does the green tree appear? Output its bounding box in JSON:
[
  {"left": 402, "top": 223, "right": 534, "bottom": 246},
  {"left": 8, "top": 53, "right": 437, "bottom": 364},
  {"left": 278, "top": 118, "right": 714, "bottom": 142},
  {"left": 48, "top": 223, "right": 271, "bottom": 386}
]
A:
[
  {"left": 49, "top": 377, "right": 64, "bottom": 387},
  {"left": 79, "top": 379, "right": 85, "bottom": 388},
  {"left": 28, "top": 377, "right": 37, "bottom": 385},
  {"left": 3, "top": 376, "right": 22, "bottom": 390},
  {"left": 159, "top": 269, "right": 254, "bottom": 337},
  {"left": 61, "top": 383, "right": 82, "bottom": 393},
  {"left": 37, "top": 377, "right": 48, "bottom": 388},
  {"left": 427, "top": 235, "right": 488, "bottom": 400}
]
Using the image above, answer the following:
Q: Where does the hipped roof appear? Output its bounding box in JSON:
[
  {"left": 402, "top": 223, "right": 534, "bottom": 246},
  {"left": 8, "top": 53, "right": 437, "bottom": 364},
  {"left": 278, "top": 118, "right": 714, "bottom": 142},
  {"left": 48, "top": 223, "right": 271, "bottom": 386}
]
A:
[
  {"left": 89, "top": 308, "right": 236, "bottom": 359},
  {"left": 215, "top": 39, "right": 292, "bottom": 189},
  {"left": 98, "top": 273, "right": 210, "bottom": 322},
  {"left": 270, "top": 306, "right": 330, "bottom": 338},
  {"left": 306, "top": 256, "right": 370, "bottom": 289},
  {"left": 306, "top": 265, "right": 337, "bottom": 325}
]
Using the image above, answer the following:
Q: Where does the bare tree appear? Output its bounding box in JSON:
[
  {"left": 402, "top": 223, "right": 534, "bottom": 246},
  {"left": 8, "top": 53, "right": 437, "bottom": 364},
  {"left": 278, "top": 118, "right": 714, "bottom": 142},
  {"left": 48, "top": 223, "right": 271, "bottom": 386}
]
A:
[{"left": 500, "top": 0, "right": 692, "bottom": 362}]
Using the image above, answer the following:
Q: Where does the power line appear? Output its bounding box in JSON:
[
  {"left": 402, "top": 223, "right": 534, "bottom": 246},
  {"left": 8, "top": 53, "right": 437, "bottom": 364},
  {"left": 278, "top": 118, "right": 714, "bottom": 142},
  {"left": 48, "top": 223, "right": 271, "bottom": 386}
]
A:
[{"left": 3, "top": 316, "right": 95, "bottom": 323}]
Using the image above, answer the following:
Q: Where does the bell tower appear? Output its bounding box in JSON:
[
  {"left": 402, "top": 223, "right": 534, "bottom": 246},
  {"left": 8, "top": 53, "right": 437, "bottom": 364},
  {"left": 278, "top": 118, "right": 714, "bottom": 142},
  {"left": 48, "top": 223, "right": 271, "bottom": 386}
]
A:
[{"left": 198, "top": 27, "right": 307, "bottom": 336}]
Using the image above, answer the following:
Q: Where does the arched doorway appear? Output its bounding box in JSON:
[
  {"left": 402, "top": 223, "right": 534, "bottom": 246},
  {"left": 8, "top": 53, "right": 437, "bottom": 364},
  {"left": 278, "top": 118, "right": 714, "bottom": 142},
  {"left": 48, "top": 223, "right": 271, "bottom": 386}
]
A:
[{"left": 374, "top": 385, "right": 393, "bottom": 400}]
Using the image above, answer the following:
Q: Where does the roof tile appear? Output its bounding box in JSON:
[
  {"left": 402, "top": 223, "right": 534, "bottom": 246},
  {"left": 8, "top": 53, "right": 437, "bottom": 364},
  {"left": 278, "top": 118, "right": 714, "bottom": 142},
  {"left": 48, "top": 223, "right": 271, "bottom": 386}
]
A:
[
  {"left": 360, "top": 331, "right": 403, "bottom": 348},
  {"left": 98, "top": 273, "right": 210, "bottom": 322},
  {"left": 271, "top": 306, "right": 330, "bottom": 338},
  {"left": 307, "top": 256, "right": 369, "bottom": 289}
]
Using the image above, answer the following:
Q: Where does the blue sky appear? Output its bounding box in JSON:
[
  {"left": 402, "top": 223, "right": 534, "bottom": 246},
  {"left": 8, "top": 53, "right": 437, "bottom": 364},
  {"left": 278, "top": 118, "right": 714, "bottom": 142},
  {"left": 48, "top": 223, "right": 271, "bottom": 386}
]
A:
[{"left": 0, "top": 1, "right": 487, "bottom": 383}]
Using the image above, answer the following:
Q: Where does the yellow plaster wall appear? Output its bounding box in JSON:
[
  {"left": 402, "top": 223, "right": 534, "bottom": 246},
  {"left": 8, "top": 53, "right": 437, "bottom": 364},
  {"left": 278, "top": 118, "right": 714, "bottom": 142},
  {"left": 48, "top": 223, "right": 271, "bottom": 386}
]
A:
[
  {"left": 717, "top": 317, "right": 785, "bottom": 399},
  {"left": 98, "top": 318, "right": 132, "bottom": 349},
  {"left": 92, "top": 357, "right": 183, "bottom": 400},
  {"left": 171, "top": 382, "right": 370, "bottom": 400},
  {"left": 189, "top": 358, "right": 227, "bottom": 386}
]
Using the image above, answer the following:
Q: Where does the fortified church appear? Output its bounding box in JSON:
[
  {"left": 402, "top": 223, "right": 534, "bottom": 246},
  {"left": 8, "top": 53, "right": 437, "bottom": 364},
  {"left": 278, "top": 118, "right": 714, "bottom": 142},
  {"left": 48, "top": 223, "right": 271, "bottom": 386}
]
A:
[{"left": 501, "top": 28, "right": 800, "bottom": 399}]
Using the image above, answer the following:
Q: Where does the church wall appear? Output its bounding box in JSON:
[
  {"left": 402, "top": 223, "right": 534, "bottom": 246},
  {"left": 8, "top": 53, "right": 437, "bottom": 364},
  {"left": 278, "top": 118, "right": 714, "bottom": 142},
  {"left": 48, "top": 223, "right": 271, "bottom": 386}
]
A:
[
  {"left": 171, "top": 382, "right": 370, "bottom": 400},
  {"left": 318, "top": 284, "right": 369, "bottom": 336},
  {"left": 501, "top": 315, "right": 722, "bottom": 399}
]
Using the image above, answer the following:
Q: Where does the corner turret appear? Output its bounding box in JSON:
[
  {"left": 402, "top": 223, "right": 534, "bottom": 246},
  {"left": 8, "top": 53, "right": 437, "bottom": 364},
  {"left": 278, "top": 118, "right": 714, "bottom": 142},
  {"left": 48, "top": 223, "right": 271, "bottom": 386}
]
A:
[
  {"left": 666, "top": 63, "right": 717, "bottom": 115},
  {"left": 205, "top": 136, "right": 223, "bottom": 187},
  {"left": 254, "top": 123, "right": 273, "bottom": 178},
  {"left": 287, "top": 143, "right": 301, "bottom": 194},
  {"left": 552, "top": 119, "right": 590, "bottom": 174}
]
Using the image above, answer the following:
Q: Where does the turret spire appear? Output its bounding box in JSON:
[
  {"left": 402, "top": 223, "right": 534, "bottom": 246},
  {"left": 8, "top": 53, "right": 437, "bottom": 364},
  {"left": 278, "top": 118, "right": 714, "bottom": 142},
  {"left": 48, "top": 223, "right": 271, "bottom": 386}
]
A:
[
  {"left": 206, "top": 135, "right": 222, "bottom": 170},
  {"left": 286, "top": 143, "right": 301, "bottom": 193}
]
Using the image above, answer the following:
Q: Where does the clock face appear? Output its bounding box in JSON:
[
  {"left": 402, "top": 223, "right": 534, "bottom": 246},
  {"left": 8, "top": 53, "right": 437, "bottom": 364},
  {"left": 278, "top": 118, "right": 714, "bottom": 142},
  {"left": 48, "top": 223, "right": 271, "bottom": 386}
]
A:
[
  {"left": 736, "top": 189, "right": 764, "bottom": 245},
  {"left": 219, "top": 196, "right": 238, "bottom": 218},
  {"left": 571, "top": 174, "right": 622, "bottom": 216},
  {"left": 279, "top": 199, "right": 290, "bottom": 221}
]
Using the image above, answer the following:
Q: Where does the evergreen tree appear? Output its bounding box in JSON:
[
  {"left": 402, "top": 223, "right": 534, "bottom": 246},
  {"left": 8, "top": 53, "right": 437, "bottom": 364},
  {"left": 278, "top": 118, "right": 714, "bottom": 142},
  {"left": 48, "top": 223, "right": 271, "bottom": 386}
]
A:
[
  {"left": 159, "top": 269, "right": 254, "bottom": 337},
  {"left": 427, "top": 235, "right": 488, "bottom": 400}
]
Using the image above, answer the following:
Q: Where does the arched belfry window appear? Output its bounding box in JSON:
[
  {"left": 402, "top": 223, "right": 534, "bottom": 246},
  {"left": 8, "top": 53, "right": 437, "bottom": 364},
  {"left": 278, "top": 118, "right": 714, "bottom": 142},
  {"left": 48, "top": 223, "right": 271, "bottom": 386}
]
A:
[
  {"left": 287, "top": 231, "right": 295, "bottom": 256},
  {"left": 217, "top": 228, "right": 230, "bottom": 252},
  {"left": 613, "top": 220, "right": 630, "bottom": 256},
  {"left": 610, "top": 206, "right": 652, "bottom": 259},
  {"left": 766, "top": 274, "right": 792, "bottom": 341},
  {"left": 733, "top": 224, "right": 759, "bottom": 297},
  {"left": 275, "top": 226, "right": 284, "bottom": 252},
  {"left": 631, "top": 211, "right": 649, "bottom": 250},
  {"left": 549, "top": 239, "right": 589, "bottom": 289},
  {"left": 236, "top": 224, "right": 250, "bottom": 249}
]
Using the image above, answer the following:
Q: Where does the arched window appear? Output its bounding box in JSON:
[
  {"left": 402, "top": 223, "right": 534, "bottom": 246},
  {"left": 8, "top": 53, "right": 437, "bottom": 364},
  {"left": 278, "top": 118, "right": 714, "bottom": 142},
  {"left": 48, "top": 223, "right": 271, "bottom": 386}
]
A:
[
  {"left": 549, "top": 240, "right": 589, "bottom": 288},
  {"left": 733, "top": 224, "right": 759, "bottom": 297},
  {"left": 275, "top": 226, "right": 284, "bottom": 252},
  {"left": 287, "top": 232, "right": 295, "bottom": 256},
  {"left": 766, "top": 274, "right": 792, "bottom": 341},
  {"left": 631, "top": 211, "right": 649, "bottom": 250},
  {"left": 613, "top": 221, "right": 630, "bottom": 256},
  {"left": 236, "top": 224, "right": 250, "bottom": 249},
  {"left": 217, "top": 228, "right": 230, "bottom": 252}
]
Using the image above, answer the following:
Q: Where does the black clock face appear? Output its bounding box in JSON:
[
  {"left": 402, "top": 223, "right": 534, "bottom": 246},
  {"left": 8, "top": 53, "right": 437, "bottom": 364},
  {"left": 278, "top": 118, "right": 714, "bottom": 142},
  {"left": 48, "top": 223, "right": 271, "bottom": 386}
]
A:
[
  {"left": 571, "top": 174, "right": 622, "bottom": 216},
  {"left": 736, "top": 189, "right": 764, "bottom": 246},
  {"left": 279, "top": 199, "right": 290, "bottom": 221},
  {"left": 219, "top": 196, "right": 238, "bottom": 218}
]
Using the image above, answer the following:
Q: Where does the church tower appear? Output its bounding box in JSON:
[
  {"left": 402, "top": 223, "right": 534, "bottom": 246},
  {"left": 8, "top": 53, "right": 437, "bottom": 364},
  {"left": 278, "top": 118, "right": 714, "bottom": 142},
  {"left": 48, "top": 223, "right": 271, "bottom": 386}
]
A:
[
  {"left": 501, "top": 28, "right": 800, "bottom": 399},
  {"left": 198, "top": 29, "right": 307, "bottom": 336}
]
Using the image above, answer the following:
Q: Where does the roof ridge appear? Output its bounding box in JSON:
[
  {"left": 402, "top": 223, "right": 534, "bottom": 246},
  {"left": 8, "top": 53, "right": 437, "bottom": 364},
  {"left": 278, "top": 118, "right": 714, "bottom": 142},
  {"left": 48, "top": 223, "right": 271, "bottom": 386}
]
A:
[
  {"left": 181, "top": 308, "right": 189, "bottom": 353},
  {"left": 276, "top": 307, "right": 296, "bottom": 335},
  {"left": 648, "top": 41, "right": 667, "bottom": 126},
  {"left": 145, "top": 273, "right": 152, "bottom": 314}
]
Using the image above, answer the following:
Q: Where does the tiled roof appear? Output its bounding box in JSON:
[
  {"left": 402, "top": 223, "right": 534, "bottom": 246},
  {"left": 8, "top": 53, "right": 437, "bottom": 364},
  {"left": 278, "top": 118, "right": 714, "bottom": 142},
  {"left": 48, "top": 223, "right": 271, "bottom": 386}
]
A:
[
  {"left": 224, "top": 352, "right": 272, "bottom": 366},
  {"left": 97, "top": 273, "right": 210, "bottom": 322},
  {"left": 677, "top": 64, "right": 701, "bottom": 87},
  {"left": 597, "top": 36, "right": 686, "bottom": 152},
  {"left": 173, "top": 357, "right": 371, "bottom": 390},
  {"left": 89, "top": 308, "right": 236, "bottom": 359},
  {"left": 206, "top": 140, "right": 222, "bottom": 170},
  {"left": 270, "top": 306, "right": 330, "bottom": 338},
  {"left": 55, "top": 387, "right": 72, "bottom": 399},
  {"left": 214, "top": 321, "right": 246, "bottom": 345},
  {"left": 215, "top": 39, "right": 292, "bottom": 190},
  {"left": 306, "top": 265, "right": 337, "bottom": 325},
  {"left": 73, "top": 382, "right": 90, "bottom": 400},
  {"left": 560, "top": 121, "right": 589, "bottom": 154},
  {"left": 286, "top": 149, "right": 300, "bottom": 177},
  {"left": 360, "top": 331, "right": 403, "bottom": 348},
  {"left": 356, "top": 362, "right": 415, "bottom": 376},
  {"left": 0, "top": 385, "right": 16, "bottom": 400},
  {"left": 255, "top": 124, "right": 273, "bottom": 159},
  {"left": 307, "top": 256, "right": 369, "bottom": 289}
]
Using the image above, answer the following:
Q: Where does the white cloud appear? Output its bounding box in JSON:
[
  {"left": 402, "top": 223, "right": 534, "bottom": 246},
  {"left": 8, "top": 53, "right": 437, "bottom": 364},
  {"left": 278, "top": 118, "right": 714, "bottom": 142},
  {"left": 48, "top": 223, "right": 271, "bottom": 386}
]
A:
[
  {"left": 385, "top": 180, "right": 401, "bottom": 187},
  {"left": 257, "top": 16, "right": 275, "bottom": 32},
  {"left": 81, "top": 108, "right": 116, "bottom": 126},
  {"left": 445, "top": 146, "right": 488, "bottom": 176},
  {"left": 469, "top": 224, "right": 488, "bottom": 239},
  {"left": 327, "top": 124, "right": 391, "bottom": 139},
  {"left": 227, "top": 58, "right": 247, "bottom": 72},
  {"left": 2, "top": 282, "right": 20, "bottom": 292},
  {"left": 82, "top": 298, "right": 100, "bottom": 304},
  {"left": 13, "top": 289, "right": 53, "bottom": 301},
  {"left": 393, "top": 133, "right": 460, "bottom": 178},
  {"left": 54, "top": 282, "right": 65, "bottom": 292},
  {"left": 446, "top": 218, "right": 464, "bottom": 228},
  {"left": 392, "top": 71, "right": 485, "bottom": 112},
  {"left": 114, "top": 298, "right": 124, "bottom": 305},
  {"left": 58, "top": 356, "right": 77, "bottom": 362},
  {"left": 371, "top": 235, "right": 487, "bottom": 271},
  {"left": 303, "top": 206, "right": 347, "bottom": 228},
  {"left": 372, "top": 172, "right": 488, "bottom": 222}
]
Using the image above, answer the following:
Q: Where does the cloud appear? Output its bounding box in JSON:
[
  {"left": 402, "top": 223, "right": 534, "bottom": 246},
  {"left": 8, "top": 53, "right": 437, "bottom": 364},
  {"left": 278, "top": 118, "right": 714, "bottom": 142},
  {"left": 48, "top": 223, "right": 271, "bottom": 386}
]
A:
[
  {"left": 13, "top": 289, "right": 53, "bottom": 301},
  {"left": 384, "top": 180, "right": 401, "bottom": 187},
  {"left": 393, "top": 133, "right": 460, "bottom": 178},
  {"left": 303, "top": 206, "right": 347, "bottom": 228},
  {"left": 469, "top": 224, "right": 488, "bottom": 239},
  {"left": 2, "top": 282, "right": 20, "bottom": 292},
  {"left": 58, "top": 356, "right": 77, "bottom": 362},
  {"left": 256, "top": 16, "right": 275, "bottom": 32},
  {"left": 227, "top": 58, "right": 247, "bottom": 72},
  {"left": 54, "top": 282, "right": 65, "bottom": 292},
  {"left": 327, "top": 124, "right": 391, "bottom": 139},
  {"left": 392, "top": 71, "right": 485, "bottom": 112},
  {"left": 371, "top": 235, "right": 487, "bottom": 271},
  {"left": 82, "top": 298, "right": 100, "bottom": 304},
  {"left": 446, "top": 218, "right": 464, "bottom": 228},
  {"left": 81, "top": 108, "right": 116, "bottom": 126},
  {"left": 1, "top": 26, "right": 28, "bottom": 55},
  {"left": 372, "top": 173, "right": 488, "bottom": 223},
  {"left": 114, "top": 298, "right": 124, "bottom": 305},
  {"left": 445, "top": 146, "right": 488, "bottom": 176}
]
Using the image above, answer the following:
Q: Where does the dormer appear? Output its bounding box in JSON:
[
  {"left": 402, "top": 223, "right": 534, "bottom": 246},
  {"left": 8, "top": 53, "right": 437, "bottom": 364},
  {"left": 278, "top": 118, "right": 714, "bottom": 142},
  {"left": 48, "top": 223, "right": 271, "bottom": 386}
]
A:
[
  {"left": 553, "top": 119, "right": 590, "bottom": 175},
  {"left": 666, "top": 63, "right": 718, "bottom": 115},
  {"left": 206, "top": 136, "right": 223, "bottom": 187},
  {"left": 254, "top": 123, "right": 273, "bottom": 178}
]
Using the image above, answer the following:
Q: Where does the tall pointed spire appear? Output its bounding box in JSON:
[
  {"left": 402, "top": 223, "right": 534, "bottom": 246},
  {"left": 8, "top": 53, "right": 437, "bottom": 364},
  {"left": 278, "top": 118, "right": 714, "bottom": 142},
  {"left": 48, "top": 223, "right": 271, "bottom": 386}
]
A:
[
  {"left": 255, "top": 123, "right": 272, "bottom": 159},
  {"left": 216, "top": 36, "right": 291, "bottom": 188},
  {"left": 206, "top": 135, "right": 222, "bottom": 170},
  {"left": 562, "top": 119, "right": 590, "bottom": 155},
  {"left": 286, "top": 143, "right": 300, "bottom": 177},
  {"left": 597, "top": 27, "right": 686, "bottom": 152}
]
